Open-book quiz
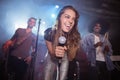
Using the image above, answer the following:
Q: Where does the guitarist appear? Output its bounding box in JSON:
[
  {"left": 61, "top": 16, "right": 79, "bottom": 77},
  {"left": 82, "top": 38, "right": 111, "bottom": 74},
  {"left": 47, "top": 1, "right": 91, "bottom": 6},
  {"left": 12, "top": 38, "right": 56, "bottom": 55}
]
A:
[{"left": 2, "top": 17, "right": 36, "bottom": 80}]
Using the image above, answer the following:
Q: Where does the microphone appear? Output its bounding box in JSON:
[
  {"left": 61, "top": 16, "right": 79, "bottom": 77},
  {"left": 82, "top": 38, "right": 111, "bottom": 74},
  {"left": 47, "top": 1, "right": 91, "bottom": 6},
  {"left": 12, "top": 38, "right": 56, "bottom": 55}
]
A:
[
  {"left": 58, "top": 36, "right": 66, "bottom": 46},
  {"left": 57, "top": 36, "right": 66, "bottom": 59}
]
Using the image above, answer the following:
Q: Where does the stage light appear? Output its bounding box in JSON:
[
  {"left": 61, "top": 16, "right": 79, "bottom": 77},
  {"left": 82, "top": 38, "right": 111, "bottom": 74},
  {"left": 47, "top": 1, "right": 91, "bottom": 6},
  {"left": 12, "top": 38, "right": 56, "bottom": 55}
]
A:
[
  {"left": 42, "top": 21, "right": 46, "bottom": 24},
  {"left": 51, "top": 14, "right": 56, "bottom": 18},
  {"left": 55, "top": 5, "right": 59, "bottom": 9}
]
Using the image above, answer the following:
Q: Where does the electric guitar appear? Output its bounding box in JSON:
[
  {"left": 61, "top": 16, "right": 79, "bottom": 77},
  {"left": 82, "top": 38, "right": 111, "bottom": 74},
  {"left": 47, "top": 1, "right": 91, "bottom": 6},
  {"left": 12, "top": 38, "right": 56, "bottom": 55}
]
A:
[
  {"left": 1, "top": 40, "right": 16, "bottom": 80},
  {"left": 2, "top": 40, "right": 16, "bottom": 56},
  {"left": 2, "top": 32, "right": 31, "bottom": 55}
]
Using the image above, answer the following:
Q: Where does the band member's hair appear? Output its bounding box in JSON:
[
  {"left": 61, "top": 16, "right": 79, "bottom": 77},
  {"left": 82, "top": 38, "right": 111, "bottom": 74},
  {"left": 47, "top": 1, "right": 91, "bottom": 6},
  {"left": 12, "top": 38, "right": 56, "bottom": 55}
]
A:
[{"left": 28, "top": 17, "right": 37, "bottom": 22}]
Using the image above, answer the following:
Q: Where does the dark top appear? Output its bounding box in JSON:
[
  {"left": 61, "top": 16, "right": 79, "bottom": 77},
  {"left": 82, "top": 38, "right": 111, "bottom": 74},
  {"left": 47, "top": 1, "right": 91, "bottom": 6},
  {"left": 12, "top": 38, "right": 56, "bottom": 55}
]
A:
[
  {"left": 44, "top": 28, "right": 53, "bottom": 42},
  {"left": 10, "top": 28, "right": 36, "bottom": 58}
]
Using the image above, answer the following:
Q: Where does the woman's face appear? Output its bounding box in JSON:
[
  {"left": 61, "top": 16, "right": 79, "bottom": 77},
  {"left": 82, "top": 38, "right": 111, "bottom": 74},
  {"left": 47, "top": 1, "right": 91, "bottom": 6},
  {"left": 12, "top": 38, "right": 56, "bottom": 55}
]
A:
[{"left": 60, "top": 9, "right": 76, "bottom": 33}]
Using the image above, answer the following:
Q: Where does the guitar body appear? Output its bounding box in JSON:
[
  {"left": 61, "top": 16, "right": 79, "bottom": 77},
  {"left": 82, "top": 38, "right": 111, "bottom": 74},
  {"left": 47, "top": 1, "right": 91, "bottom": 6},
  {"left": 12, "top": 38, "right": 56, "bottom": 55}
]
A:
[
  {"left": 2, "top": 40, "right": 17, "bottom": 80},
  {"left": 2, "top": 40, "right": 16, "bottom": 55}
]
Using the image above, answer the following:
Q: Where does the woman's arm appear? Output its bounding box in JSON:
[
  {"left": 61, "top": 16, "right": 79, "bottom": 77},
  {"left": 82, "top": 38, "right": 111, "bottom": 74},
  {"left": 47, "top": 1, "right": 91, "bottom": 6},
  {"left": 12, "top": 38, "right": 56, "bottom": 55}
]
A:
[
  {"left": 45, "top": 40, "right": 67, "bottom": 58},
  {"left": 45, "top": 40, "right": 55, "bottom": 56}
]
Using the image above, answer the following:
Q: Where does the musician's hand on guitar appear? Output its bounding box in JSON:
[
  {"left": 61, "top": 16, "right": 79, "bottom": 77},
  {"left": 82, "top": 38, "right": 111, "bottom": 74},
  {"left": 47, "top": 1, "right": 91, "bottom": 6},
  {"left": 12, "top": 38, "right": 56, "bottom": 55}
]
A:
[
  {"left": 24, "top": 56, "right": 32, "bottom": 64},
  {"left": 2, "top": 40, "right": 13, "bottom": 53},
  {"left": 104, "top": 45, "right": 109, "bottom": 52},
  {"left": 94, "top": 42, "right": 103, "bottom": 48}
]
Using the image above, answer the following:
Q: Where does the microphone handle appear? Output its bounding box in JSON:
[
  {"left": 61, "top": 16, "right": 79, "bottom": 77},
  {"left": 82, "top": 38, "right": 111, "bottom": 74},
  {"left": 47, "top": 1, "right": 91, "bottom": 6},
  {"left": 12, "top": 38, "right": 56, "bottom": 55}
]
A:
[
  {"left": 56, "top": 43, "right": 64, "bottom": 60},
  {"left": 56, "top": 57, "right": 62, "bottom": 59},
  {"left": 56, "top": 57, "right": 62, "bottom": 64}
]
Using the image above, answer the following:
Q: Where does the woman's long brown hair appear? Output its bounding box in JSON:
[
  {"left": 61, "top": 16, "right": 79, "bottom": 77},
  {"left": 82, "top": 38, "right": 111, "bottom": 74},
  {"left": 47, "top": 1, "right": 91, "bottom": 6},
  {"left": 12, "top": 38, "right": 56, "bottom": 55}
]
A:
[{"left": 51, "top": 5, "right": 81, "bottom": 61}]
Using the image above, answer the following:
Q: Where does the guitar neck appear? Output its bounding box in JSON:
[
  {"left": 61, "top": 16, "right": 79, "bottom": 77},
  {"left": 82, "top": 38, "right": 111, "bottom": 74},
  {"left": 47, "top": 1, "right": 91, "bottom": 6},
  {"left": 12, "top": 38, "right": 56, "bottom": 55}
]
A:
[{"left": 110, "top": 55, "right": 120, "bottom": 61}]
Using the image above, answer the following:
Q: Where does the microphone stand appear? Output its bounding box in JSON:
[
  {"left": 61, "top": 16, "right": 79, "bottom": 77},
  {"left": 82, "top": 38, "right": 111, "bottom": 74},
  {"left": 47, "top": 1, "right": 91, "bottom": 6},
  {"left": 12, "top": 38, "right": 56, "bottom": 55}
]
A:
[{"left": 29, "top": 19, "right": 41, "bottom": 80}]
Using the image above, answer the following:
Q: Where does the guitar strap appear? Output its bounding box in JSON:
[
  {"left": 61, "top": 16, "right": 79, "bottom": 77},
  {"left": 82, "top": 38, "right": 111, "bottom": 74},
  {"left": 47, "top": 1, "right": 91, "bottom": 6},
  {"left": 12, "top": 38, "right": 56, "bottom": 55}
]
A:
[{"left": 12, "top": 32, "right": 32, "bottom": 50}]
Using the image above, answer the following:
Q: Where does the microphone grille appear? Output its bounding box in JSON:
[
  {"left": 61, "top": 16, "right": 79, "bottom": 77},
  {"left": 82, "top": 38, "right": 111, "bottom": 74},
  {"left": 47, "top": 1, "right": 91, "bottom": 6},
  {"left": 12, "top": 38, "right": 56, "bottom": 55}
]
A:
[{"left": 58, "top": 36, "right": 66, "bottom": 44}]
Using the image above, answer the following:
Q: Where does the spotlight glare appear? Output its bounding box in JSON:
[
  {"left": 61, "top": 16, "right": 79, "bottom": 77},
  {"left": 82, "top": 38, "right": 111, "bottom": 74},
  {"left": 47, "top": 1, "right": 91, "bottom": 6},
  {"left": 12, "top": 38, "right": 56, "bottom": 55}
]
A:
[
  {"left": 42, "top": 21, "right": 46, "bottom": 24},
  {"left": 55, "top": 5, "right": 59, "bottom": 9},
  {"left": 51, "top": 14, "right": 56, "bottom": 18}
]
